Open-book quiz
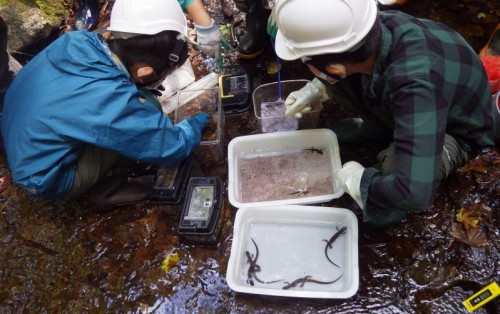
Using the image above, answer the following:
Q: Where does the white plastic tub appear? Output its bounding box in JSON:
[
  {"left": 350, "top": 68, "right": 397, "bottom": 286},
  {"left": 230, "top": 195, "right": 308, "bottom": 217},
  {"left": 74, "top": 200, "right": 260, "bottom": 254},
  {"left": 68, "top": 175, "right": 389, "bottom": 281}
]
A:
[
  {"left": 227, "top": 129, "right": 344, "bottom": 208},
  {"left": 226, "top": 205, "right": 359, "bottom": 298}
]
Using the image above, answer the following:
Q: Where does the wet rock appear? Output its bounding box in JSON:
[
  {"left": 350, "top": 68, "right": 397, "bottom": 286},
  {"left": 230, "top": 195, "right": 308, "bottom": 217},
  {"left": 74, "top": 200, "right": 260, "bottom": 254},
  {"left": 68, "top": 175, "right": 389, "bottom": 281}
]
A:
[{"left": 1, "top": 1, "right": 68, "bottom": 53}]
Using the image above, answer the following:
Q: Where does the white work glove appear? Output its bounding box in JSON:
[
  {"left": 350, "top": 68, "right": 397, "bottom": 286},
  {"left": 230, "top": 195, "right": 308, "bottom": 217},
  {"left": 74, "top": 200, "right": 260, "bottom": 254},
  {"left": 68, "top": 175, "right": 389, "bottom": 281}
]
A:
[
  {"left": 194, "top": 18, "right": 223, "bottom": 55},
  {"left": 284, "top": 78, "right": 331, "bottom": 118},
  {"left": 336, "top": 161, "right": 365, "bottom": 209}
]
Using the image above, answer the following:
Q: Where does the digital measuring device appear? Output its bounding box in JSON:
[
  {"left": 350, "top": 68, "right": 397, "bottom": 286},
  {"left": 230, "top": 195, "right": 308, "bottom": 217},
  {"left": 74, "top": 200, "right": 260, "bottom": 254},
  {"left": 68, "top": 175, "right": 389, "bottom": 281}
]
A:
[
  {"left": 462, "top": 281, "right": 499, "bottom": 312},
  {"left": 178, "top": 177, "right": 223, "bottom": 244},
  {"left": 218, "top": 65, "right": 251, "bottom": 114},
  {"left": 149, "top": 154, "right": 194, "bottom": 204}
]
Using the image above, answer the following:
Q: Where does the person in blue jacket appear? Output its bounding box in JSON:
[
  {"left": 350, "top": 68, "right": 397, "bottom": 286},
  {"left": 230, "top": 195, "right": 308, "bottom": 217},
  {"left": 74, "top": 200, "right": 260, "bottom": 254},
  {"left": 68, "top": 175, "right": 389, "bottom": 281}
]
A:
[{"left": 0, "top": 0, "right": 211, "bottom": 199}]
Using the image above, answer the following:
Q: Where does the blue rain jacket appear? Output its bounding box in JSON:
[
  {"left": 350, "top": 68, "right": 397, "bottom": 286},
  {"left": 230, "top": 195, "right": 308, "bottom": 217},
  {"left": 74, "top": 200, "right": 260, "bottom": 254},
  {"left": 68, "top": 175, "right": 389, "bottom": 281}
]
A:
[
  {"left": 177, "top": 0, "right": 195, "bottom": 12},
  {"left": 1, "top": 31, "right": 203, "bottom": 198}
]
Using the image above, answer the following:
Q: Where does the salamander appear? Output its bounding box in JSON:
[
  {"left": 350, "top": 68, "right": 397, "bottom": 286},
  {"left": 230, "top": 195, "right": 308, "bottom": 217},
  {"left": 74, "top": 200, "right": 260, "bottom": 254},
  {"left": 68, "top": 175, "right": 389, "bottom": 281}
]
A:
[
  {"left": 282, "top": 274, "right": 343, "bottom": 290},
  {"left": 323, "top": 226, "right": 347, "bottom": 268},
  {"left": 246, "top": 237, "right": 282, "bottom": 286},
  {"left": 303, "top": 147, "right": 323, "bottom": 155},
  {"left": 288, "top": 188, "right": 308, "bottom": 196}
]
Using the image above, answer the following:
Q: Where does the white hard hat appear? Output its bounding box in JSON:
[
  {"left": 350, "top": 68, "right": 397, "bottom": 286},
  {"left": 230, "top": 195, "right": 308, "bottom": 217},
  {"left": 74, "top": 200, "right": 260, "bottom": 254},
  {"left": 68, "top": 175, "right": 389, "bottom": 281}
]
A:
[
  {"left": 274, "top": 0, "right": 378, "bottom": 60},
  {"left": 108, "top": 0, "right": 188, "bottom": 37}
]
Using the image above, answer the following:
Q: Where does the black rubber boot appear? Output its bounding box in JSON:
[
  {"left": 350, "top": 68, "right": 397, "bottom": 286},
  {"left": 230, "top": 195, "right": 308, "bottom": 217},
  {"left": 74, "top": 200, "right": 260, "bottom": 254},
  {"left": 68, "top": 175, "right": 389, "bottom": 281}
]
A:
[{"left": 238, "top": 4, "right": 270, "bottom": 60}]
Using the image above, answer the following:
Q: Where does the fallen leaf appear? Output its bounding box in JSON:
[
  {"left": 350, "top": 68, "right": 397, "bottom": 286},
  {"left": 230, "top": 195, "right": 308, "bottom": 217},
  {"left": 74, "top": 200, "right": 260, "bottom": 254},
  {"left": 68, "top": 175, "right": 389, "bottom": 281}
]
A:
[
  {"left": 450, "top": 222, "right": 489, "bottom": 247},
  {"left": 455, "top": 205, "right": 490, "bottom": 230},
  {"left": 460, "top": 157, "right": 488, "bottom": 173},
  {"left": 161, "top": 252, "right": 180, "bottom": 272}
]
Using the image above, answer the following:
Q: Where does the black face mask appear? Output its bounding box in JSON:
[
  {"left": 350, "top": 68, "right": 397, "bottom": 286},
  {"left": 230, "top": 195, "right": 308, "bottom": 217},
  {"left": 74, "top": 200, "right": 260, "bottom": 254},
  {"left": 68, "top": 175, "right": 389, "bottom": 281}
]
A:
[{"left": 146, "top": 84, "right": 165, "bottom": 97}]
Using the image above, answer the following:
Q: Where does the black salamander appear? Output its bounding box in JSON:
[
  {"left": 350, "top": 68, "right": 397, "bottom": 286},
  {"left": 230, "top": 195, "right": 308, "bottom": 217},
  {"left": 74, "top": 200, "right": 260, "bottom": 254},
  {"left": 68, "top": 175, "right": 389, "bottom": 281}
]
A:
[
  {"left": 282, "top": 274, "right": 343, "bottom": 290},
  {"left": 246, "top": 237, "right": 282, "bottom": 286},
  {"left": 323, "top": 226, "right": 347, "bottom": 268}
]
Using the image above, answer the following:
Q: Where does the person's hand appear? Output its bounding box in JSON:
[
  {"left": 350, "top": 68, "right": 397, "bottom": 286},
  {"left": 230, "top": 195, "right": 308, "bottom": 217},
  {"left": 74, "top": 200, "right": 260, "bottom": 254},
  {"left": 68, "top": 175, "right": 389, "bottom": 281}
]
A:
[
  {"left": 266, "top": 5, "right": 278, "bottom": 39},
  {"left": 284, "top": 78, "right": 331, "bottom": 118},
  {"left": 335, "top": 161, "right": 365, "bottom": 209},
  {"left": 195, "top": 18, "right": 223, "bottom": 55},
  {"left": 188, "top": 112, "right": 212, "bottom": 129}
]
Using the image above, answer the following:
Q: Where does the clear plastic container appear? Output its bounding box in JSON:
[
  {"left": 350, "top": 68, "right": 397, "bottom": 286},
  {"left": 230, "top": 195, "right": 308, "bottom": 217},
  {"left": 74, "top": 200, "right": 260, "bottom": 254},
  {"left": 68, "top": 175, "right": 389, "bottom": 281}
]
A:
[
  {"left": 253, "top": 80, "right": 323, "bottom": 133},
  {"left": 174, "top": 87, "right": 225, "bottom": 165},
  {"left": 162, "top": 72, "right": 219, "bottom": 115},
  {"left": 158, "top": 60, "right": 196, "bottom": 106},
  {"left": 493, "top": 92, "right": 499, "bottom": 143}
]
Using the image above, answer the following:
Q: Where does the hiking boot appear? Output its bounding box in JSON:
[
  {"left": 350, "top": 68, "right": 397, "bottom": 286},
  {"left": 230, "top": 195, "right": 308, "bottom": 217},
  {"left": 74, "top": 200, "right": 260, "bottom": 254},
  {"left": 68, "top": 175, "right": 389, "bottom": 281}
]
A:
[
  {"left": 238, "top": 4, "right": 270, "bottom": 59},
  {"left": 88, "top": 173, "right": 154, "bottom": 211}
]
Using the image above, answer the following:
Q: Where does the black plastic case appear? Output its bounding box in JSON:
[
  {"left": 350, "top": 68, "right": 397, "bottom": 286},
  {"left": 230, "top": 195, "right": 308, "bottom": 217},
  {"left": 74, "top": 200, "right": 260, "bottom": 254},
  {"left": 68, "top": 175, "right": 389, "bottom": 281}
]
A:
[
  {"left": 149, "top": 154, "right": 195, "bottom": 204},
  {"left": 218, "top": 65, "right": 251, "bottom": 115},
  {"left": 178, "top": 176, "right": 224, "bottom": 244}
]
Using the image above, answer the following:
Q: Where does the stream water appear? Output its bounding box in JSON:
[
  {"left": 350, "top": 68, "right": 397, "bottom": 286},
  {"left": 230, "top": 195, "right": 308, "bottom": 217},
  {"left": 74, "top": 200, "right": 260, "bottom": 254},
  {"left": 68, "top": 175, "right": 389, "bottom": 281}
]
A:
[{"left": 1, "top": 0, "right": 499, "bottom": 312}]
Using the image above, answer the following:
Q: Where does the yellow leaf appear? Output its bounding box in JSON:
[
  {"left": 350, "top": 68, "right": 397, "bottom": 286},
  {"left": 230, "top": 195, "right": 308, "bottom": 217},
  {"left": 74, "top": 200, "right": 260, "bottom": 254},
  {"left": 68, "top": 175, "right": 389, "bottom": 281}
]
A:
[
  {"left": 267, "top": 62, "right": 280, "bottom": 75},
  {"left": 161, "top": 252, "right": 180, "bottom": 272},
  {"left": 455, "top": 207, "right": 465, "bottom": 222},
  {"left": 455, "top": 206, "right": 485, "bottom": 230}
]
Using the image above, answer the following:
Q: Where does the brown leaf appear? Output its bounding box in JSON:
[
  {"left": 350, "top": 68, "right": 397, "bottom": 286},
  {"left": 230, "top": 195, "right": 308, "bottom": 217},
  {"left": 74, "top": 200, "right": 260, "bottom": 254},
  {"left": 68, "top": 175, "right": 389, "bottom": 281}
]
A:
[
  {"left": 450, "top": 222, "right": 489, "bottom": 247},
  {"left": 460, "top": 157, "right": 488, "bottom": 173}
]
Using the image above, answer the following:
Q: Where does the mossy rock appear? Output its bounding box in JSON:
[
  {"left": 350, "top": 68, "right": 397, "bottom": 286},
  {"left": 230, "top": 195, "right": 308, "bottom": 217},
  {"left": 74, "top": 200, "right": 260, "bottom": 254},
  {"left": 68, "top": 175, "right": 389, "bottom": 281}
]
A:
[
  {"left": 0, "top": 0, "right": 69, "bottom": 52},
  {"left": 0, "top": 0, "right": 68, "bottom": 24}
]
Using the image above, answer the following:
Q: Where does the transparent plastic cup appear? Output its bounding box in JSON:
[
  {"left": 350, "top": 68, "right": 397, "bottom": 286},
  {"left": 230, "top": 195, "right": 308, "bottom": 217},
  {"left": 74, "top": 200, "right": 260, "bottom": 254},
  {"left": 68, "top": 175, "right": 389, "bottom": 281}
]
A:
[{"left": 253, "top": 80, "right": 323, "bottom": 133}]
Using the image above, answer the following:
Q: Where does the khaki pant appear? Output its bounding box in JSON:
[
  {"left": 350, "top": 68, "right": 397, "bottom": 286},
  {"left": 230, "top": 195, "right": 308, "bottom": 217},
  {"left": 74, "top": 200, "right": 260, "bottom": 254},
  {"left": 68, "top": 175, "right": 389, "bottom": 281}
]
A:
[
  {"left": 67, "top": 90, "right": 162, "bottom": 197},
  {"left": 68, "top": 145, "right": 119, "bottom": 196}
]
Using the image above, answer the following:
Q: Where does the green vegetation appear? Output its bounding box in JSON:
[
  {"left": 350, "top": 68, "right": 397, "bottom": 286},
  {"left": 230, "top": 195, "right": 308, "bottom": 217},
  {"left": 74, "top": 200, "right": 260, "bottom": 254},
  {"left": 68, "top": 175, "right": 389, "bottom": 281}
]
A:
[{"left": 0, "top": 0, "right": 69, "bottom": 25}]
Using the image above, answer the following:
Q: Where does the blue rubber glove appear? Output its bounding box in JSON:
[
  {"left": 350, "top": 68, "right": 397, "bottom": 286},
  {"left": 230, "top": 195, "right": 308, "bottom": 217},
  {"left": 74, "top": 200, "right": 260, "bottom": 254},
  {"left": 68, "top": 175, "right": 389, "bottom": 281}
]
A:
[
  {"left": 189, "top": 112, "right": 211, "bottom": 127},
  {"left": 185, "top": 112, "right": 212, "bottom": 142}
]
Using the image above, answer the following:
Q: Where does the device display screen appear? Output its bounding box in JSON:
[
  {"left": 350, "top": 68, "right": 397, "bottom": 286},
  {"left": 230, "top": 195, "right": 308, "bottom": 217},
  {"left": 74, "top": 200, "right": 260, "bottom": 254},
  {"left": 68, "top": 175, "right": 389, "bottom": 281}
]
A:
[
  {"left": 470, "top": 289, "right": 493, "bottom": 306},
  {"left": 228, "top": 75, "right": 249, "bottom": 94},
  {"left": 186, "top": 186, "right": 214, "bottom": 220},
  {"left": 155, "top": 166, "right": 179, "bottom": 189}
]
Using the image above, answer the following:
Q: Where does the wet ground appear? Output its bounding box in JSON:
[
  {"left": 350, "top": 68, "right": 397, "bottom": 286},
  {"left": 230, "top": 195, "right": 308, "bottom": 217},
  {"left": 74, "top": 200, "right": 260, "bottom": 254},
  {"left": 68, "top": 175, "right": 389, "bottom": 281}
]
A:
[{"left": 1, "top": 0, "right": 500, "bottom": 313}]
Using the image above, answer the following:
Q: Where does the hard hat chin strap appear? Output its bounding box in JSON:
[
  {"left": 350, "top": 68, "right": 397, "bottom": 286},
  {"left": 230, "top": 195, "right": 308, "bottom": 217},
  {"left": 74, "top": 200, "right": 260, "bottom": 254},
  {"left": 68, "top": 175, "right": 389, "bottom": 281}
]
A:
[
  {"left": 168, "top": 34, "right": 186, "bottom": 67},
  {"left": 112, "top": 31, "right": 140, "bottom": 40},
  {"left": 347, "top": 36, "right": 368, "bottom": 52}
]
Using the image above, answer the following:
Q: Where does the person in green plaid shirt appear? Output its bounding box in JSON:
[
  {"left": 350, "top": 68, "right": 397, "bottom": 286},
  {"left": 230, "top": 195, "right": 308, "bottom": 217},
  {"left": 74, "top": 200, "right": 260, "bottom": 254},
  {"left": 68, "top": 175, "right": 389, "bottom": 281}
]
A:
[{"left": 271, "top": 0, "right": 494, "bottom": 228}]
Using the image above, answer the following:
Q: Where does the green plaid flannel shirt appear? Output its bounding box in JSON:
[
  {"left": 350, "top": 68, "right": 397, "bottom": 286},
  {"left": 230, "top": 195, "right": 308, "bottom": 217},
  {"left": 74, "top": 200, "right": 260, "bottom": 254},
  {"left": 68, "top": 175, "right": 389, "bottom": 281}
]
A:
[{"left": 356, "top": 11, "right": 494, "bottom": 225}]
